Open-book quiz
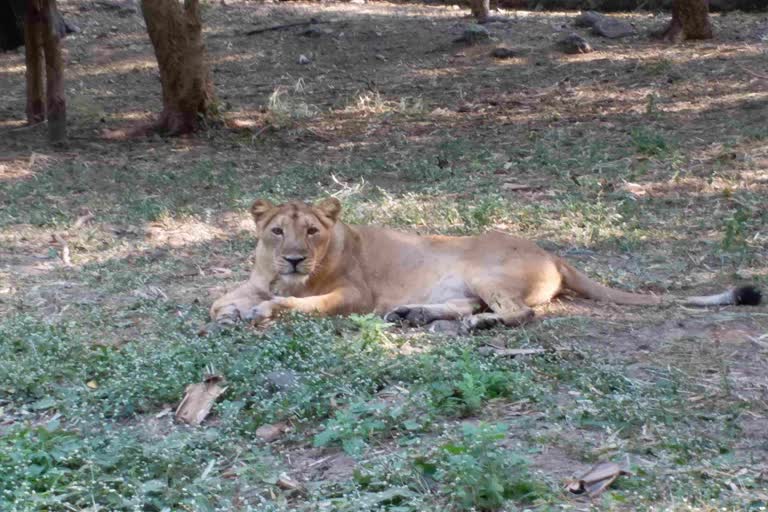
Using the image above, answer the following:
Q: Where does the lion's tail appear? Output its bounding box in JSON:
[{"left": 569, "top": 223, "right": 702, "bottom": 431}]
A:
[{"left": 558, "top": 260, "right": 762, "bottom": 307}]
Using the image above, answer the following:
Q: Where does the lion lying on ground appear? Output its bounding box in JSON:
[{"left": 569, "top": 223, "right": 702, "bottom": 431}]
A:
[{"left": 210, "top": 198, "right": 762, "bottom": 330}]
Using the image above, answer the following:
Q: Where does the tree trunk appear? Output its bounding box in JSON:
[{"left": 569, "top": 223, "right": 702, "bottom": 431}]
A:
[
  {"left": 41, "top": 0, "right": 66, "bottom": 142},
  {"left": 656, "top": 0, "right": 713, "bottom": 42},
  {"left": 24, "top": 1, "right": 45, "bottom": 124},
  {"left": 2, "top": 0, "right": 75, "bottom": 51},
  {"left": 469, "top": 0, "right": 491, "bottom": 22},
  {"left": 140, "top": 0, "right": 215, "bottom": 135}
]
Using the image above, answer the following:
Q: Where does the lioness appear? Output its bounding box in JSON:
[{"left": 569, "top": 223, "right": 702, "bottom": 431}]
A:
[{"left": 210, "top": 198, "right": 762, "bottom": 329}]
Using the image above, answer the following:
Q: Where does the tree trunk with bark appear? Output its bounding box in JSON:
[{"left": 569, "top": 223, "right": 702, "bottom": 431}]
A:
[
  {"left": 469, "top": 0, "right": 491, "bottom": 22},
  {"left": 23, "top": 0, "right": 66, "bottom": 142},
  {"left": 24, "top": 2, "right": 46, "bottom": 124},
  {"left": 656, "top": 0, "right": 713, "bottom": 42},
  {"left": 140, "top": 0, "right": 215, "bottom": 135},
  {"left": 41, "top": 0, "right": 66, "bottom": 142}
]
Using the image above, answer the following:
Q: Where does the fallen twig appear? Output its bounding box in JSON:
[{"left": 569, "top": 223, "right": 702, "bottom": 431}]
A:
[
  {"left": 245, "top": 18, "right": 326, "bottom": 36},
  {"left": 51, "top": 234, "right": 72, "bottom": 266},
  {"left": 737, "top": 63, "right": 768, "bottom": 80},
  {"left": 73, "top": 211, "right": 95, "bottom": 228},
  {"left": 490, "top": 347, "right": 569, "bottom": 357}
]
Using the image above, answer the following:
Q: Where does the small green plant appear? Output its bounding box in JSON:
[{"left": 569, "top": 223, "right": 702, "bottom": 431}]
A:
[
  {"left": 645, "top": 93, "right": 659, "bottom": 117},
  {"left": 425, "top": 423, "right": 550, "bottom": 510},
  {"left": 631, "top": 127, "right": 670, "bottom": 156},
  {"left": 348, "top": 313, "right": 393, "bottom": 347},
  {"left": 313, "top": 400, "right": 402, "bottom": 457},
  {"left": 722, "top": 207, "right": 750, "bottom": 251},
  {"left": 460, "top": 195, "right": 505, "bottom": 231}
]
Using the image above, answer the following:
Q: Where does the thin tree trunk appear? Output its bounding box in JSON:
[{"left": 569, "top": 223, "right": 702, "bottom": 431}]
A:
[
  {"left": 656, "top": 0, "right": 713, "bottom": 42},
  {"left": 41, "top": 0, "right": 66, "bottom": 142},
  {"left": 469, "top": 0, "right": 491, "bottom": 22},
  {"left": 24, "top": 1, "right": 45, "bottom": 124},
  {"left": 141, "top": 0, "right": 215, "bottom": 135}
]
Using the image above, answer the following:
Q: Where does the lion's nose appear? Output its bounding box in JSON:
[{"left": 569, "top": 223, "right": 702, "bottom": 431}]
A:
[{"left": 284, "top": 256, "right": 306, "bottom": 270}]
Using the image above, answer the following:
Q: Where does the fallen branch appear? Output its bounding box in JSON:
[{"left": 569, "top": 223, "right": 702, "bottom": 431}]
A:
[
  {"left": 51, "top": 233, "right": 72, "bottom": 266},
  {"left": 244, "top": 18, "right": 325, "bottom": 36}
]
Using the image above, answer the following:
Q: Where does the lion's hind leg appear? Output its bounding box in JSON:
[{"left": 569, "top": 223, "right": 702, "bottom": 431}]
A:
[
  {"left": 462, "top": 279, "right": 535, "bottom": 331},
  {"left": 384, "top": 298, "right": 481, "bottom": 327}
]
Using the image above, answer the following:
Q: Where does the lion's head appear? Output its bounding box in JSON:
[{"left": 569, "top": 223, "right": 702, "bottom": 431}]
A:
[{"left": 250, "top": 198, "right": 342, "bottom": 284}]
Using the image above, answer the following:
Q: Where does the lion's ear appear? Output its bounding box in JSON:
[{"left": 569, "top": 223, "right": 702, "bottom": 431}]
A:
[
  {"left": 250, "top": 199, "right": 275, "bottom": 224},
  {"left": 315, "top": 197, "right": 342, "bottom": 223}
]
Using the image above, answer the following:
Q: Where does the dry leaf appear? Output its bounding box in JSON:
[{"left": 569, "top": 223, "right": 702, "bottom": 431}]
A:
[
  {"left": 256, "top": 422, "right": 288, "bottom": 442},
  {"left": 86, "top": 380, "right": 98, "bottom": 389},
  {"left": 175, "top": 372, "right": 228, "bottom": 426},
  {"left": 276, "top": 472, "right": 304, "bottom": 492},
  {"left": 566, "top": 461, "right": 630, "bottom": 498}
]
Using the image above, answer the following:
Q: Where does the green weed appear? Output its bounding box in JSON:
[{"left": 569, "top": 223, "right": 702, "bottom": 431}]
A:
[{"left": 427, "top": 422, "right": 552, "bottom": 510}]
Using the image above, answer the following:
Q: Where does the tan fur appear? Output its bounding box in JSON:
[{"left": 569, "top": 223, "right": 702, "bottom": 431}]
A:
[{"left": 210, "top": 198, "right": 727, "bottom": 329}]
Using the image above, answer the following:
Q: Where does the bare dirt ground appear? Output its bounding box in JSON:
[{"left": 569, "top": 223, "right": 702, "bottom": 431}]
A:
[{"left": 1, "top": 1, "right": 767, "bottom": 510}]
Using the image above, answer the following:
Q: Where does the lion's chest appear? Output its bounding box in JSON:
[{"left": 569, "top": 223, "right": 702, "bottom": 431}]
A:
[{"left": 270, "top": 276, "right": 310, "bottom": 298}]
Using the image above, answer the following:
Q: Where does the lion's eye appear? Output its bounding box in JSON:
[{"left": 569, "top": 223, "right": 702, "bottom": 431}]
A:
[
  {"left": 271, "top": 227, "right": 283, "bottom": 236},
  {"left": 307, "top": 227, "right": 319, "bottom": 235}
]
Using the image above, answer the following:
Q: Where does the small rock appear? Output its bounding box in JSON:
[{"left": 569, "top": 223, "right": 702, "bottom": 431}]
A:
[
  {"left": 573, "top": 10, "right": 602, "bottom": 28},
  {"left": 455, "top": 24, "right": 491, "bottom": 45},
  {"left": 301, "top": 26, "right": 325, "bottom": 38},
  {"left": 477, "top": 346, "right": 497, "bottom": 356},
  {"left": 64, "top": 21, "right": 81, "bottom": 34},
  {"left": 573, "top": 10, "right": 634, "bottom": 39},
  {"left": 375, "top": 54, "right": 387, "bottom": 61},
  {"left": 298, "top": 54, "right": 311, "bottom": 65},
  {"left": 667, "top": 70, "right": 684, "bottom": 83},
  {"left": 491, "top": 47, "right": 518, "bottom": 59},
  {"left": 749, "top": 23, "right": 768, "bottom": 42},
  {"left": 93, "top": 0, "right": 138, "bottom": 15},
  {"left": 556, "top": 33, "right": 593, "bottom": 54},
  {"left": 591, "top": 18, "right": 635, "bottom": 39},
  {"left": 265, "top": 370, "right": 299, "bottom": 393},
  {"left": 255, "top": 422, "right": 287, "bottom": 442},
  {"left": 428, "top": 320, "right": 461, "bottom": 335}
]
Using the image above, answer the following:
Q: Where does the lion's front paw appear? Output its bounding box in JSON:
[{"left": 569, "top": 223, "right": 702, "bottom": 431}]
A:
[
  {"left": 243, "top": 300, "right": 280, "bottom": 326},
  {"left": 212, "top": 303, "right": 242, "bottom": 325}
]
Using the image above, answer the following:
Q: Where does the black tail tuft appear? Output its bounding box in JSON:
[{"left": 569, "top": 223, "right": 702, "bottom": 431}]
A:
[{"left": 734, "top": 285, "right": 762, "bottom": 306}]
